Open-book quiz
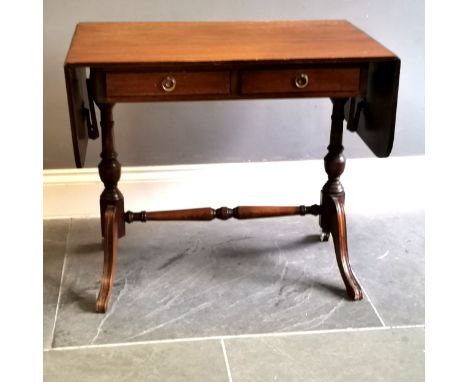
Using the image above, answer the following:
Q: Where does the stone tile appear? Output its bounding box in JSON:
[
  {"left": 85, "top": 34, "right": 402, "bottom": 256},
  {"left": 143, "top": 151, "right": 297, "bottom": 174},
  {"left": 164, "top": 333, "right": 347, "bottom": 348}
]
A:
[
  {"left": 43, "top": 219, "right": 70, "bottom": 349},
  {"left": 347, "top": 211, "right": 425, "bottom": 325},
  {"left": 53, "top": 217, "right": 381, "bottom": 347},
  {"left": 225, "top": 327, "right": 425, "bottom": 382},
  {"left": 44, "top": 340, "right": 228, "bottom": 382}
]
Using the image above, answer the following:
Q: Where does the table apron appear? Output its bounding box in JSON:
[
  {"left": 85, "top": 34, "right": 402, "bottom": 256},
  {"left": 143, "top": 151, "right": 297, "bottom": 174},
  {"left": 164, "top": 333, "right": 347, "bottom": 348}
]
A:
[{"left": 90, "top": 64, "right": 367, "bottom": 103}]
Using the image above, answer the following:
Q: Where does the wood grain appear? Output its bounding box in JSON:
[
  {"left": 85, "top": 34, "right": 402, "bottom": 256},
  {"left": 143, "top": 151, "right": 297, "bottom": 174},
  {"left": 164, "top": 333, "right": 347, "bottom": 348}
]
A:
[{"left": 65, "top": 20, "right": 396, "bottom": 66}]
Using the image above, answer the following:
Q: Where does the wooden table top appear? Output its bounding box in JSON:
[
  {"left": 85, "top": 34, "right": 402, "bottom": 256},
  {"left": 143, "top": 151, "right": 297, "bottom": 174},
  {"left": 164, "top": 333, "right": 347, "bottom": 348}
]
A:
[{"left": 65, "top": 20, "right": 396, "bottom": 66}]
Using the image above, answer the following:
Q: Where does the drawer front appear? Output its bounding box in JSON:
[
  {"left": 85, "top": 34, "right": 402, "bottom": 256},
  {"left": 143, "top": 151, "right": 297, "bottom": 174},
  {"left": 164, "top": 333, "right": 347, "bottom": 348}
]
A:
[
  {"left": 106, "top": 71, "right": 230, "bottom": 98},
  {"left": 241, "top": 68, "right": 361, "bottom": 95}
]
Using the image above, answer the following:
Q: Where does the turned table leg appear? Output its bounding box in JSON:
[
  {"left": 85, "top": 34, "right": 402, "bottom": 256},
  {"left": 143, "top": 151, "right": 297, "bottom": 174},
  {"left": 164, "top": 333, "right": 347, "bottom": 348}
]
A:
[
  {"left": 97, "top": 103, "right": 125, "bottom": 238},
  {"left": 96, "top": 103, "right": 125, "bottom": 313},
  {"left": 320, "top": 98, "right": 363, "bottom": 300}
]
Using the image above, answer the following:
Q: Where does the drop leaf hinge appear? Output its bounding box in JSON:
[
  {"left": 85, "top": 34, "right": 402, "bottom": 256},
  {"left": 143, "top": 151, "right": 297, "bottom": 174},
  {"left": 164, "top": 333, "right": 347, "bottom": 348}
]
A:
[{"left": 80, "top": 78, "right": 99, "bottom": 140}]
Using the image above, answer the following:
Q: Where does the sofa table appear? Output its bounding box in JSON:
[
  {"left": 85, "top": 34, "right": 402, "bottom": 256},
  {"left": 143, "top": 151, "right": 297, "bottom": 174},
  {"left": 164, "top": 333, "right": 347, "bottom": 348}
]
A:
[{"left": 64, "top": 20, "right": 400, "bottom": 313}]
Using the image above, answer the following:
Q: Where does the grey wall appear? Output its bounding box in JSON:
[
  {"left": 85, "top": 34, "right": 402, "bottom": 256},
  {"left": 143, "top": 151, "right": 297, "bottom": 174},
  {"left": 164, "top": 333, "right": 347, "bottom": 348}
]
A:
[{"left": 44, "top": 0, "right": 424, "bottom": 169}]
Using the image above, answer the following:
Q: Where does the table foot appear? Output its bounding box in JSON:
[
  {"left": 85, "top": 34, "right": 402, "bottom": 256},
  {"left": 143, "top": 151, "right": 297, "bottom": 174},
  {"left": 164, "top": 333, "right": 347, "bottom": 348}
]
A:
[
  {"left": 96, "top": 205, "right": 118, "bottom": 313},
  {"left": 325, "top": 194, "right": 363, "bottom": 300},
  {"left": 320, "top": 231, "right": 330, "bottom": 242}
]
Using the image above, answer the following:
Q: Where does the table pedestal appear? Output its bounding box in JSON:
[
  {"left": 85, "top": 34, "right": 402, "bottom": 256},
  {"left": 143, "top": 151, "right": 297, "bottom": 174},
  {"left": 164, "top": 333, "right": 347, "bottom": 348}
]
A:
[{"left": 95, "top": 98, "right": 363, "bottom": 313}]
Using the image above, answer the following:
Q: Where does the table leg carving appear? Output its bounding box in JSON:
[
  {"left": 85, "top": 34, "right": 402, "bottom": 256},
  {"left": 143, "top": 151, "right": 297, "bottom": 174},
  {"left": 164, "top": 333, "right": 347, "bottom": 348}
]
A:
[
  {"left": 320, "top": 98, "right": 363, "bottom": 300},
  {"left": 97, "top": 103, "right": 125, "bottom": 238},
  {"left": 96, "top": 205, "right": 118, "bottom": 313}
]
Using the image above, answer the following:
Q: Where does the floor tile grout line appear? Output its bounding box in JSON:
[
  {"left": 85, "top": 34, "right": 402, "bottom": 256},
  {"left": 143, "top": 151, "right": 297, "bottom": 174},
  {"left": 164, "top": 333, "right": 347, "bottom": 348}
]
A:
[
  {"left": 354, "top": 273, "right": 386, "bottom": 327},
  {"left": 48, "top": 218, "right": 72, "bottom": 350},
  {"left": 44, "top": 324, "right": 425, "bottom": 352},
  {"left": 220, "top": 339, "right": 233, "bottom": 382}
]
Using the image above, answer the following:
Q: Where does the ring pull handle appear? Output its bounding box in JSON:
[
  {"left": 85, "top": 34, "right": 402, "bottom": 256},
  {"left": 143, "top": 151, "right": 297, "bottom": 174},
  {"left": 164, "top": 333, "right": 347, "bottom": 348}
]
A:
[
  {"left": 294, "top": 73, "right": 309, "bottom": 89},
  {"left": 161, "top": 76, "right": 176, "bottom": 92}
]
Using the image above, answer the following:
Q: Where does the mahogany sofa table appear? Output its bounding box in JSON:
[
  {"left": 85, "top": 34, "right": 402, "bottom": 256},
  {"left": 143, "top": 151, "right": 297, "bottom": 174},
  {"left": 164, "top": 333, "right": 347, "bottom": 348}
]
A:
[{"left": 64, "top": 20, "right": 400, "bottom": 313}]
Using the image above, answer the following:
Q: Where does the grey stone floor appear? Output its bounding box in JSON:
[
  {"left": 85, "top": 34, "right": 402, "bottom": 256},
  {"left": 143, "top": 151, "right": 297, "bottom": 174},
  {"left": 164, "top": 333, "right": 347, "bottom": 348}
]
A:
[{"left": 44, "top": 209, "right": 424, "bottom": 381}]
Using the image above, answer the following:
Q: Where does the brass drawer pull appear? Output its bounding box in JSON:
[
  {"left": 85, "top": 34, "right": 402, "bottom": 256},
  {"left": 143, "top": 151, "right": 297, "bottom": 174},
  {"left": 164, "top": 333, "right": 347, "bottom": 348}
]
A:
[
  {"left": 161, "top": 76, "right": 176, "bottom": 92},
  {"left": 294, "top": 73, "right": 309, "bottom": 89}
]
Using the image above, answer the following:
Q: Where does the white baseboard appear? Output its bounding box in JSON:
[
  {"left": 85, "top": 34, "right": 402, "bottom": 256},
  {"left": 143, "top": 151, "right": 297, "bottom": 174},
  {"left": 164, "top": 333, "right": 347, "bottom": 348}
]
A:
[{"left": 43, "top": 156, "right": 424, "bottom": 219}]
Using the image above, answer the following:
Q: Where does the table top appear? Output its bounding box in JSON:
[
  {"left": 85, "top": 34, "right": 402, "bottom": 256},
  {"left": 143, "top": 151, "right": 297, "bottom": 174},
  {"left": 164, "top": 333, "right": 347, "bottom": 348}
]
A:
[
  {"left": 65, "top": 20, "right": 396, "bottom": 66},
  {"left": 65, "top": 20, "right": 400, "bottom": 167}
]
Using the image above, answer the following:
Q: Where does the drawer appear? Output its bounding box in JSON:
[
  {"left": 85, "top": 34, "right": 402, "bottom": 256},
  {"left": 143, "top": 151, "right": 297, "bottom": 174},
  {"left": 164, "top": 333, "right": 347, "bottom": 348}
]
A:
[
  {"left": 241, "top": 68, "right": 361, "bottom": 95},
  {"left": 106, "top": 71, "right": 230, "bottom": 98}
]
